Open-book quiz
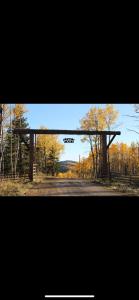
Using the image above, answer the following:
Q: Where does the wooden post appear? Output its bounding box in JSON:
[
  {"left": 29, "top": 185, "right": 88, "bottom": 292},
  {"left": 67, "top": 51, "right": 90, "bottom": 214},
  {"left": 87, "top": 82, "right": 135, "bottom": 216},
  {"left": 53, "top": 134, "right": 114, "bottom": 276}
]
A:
[
  {"left": 13, "top": 129, "right": 121, "bottom": 181},
  {"left": 34, "top": 134, "right": 36, "bottom": 164},
  {"left": 79, "top": 155, "right": 81, "bottom": 178},
  {"left": 0, "top": 105, "right": 2, "bottom": 135},
  {"left": 100, "top": 135, "right": 108, "bottom": 178},
  {"left": 19, "top": 138, "right": 22, "bottom": 177},
  {"left": 29, "top": 133, "right": 34, "bottom": 181}
]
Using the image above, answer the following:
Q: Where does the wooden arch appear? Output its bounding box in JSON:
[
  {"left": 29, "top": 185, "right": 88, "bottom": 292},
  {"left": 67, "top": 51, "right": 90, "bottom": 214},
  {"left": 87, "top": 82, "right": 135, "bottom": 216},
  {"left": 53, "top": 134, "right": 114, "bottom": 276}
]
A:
[{"left": 13, "top": 128, "right": 121, "bottom": 181}]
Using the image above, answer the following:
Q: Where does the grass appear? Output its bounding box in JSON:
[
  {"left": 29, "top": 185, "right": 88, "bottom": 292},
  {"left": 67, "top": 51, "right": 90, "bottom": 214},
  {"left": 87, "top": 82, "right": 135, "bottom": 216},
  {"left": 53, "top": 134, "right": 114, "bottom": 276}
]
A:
[
  {"left": 92, "top": 177, "right": 139, "bottom": 195},
  {"left": 1, "top": 173, "right": 139, "bottom": 196},
  {"left": 0, "top": 179, "right": 33, "bottom": 196},
  {"left": 106, "top": 182, "right": 139, "bottom": 195}
]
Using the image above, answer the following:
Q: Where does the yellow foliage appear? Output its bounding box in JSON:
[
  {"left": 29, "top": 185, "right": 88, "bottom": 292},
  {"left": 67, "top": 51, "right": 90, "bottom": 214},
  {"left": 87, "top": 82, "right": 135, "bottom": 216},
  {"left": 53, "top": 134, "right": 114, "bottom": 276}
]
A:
[
  {"left": 80, "top": 106, "right": 106, "bottom": 131},
  {"left": 13, "top": 104, "right": 27, "bottom": 118},
  {"left": 58, "top": 171, "right": 77, "bottom": 178},
  {"left": 80, "top": 104, "right": 119, "bottom": 133},
  {"left": 36, "top": 127, "right": 64, "bottom": 157},
  {"left": 0, "top": 104, "right": 10, "bottom": 127},
  {"left": 104, "top": 104, "right": 119, "bottom": 129}
]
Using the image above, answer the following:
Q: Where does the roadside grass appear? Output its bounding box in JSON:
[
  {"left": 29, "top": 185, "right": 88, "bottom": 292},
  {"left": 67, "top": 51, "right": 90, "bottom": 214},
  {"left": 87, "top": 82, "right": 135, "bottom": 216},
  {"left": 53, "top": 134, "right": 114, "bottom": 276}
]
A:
[
  {"left": 0, "top": 173, "right": 49, "bottom": 196},
  {"left": 33, "top": 172, "right": 47, "bottom": 183},
  {"left": 33, "top": 172, "right": 58, "bottom": 183},
  {"left": 1, "top": 173, "right": 138, "bottom": 196},
  {"left": 92, "top": 178, "right": 139, "bottom": 195},
  {"left": 57, "top": 171, "right": 78, "bottom": 179},
  {"left": 0, "top": 179, "right": 33, "bottom": 196}
]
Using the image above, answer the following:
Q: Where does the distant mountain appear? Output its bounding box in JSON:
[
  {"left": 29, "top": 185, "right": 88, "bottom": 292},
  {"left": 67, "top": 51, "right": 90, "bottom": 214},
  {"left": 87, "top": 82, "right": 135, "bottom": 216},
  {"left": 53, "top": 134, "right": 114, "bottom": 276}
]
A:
[{"left": 58, "top": 160, "right": 77, "bottom": 172}]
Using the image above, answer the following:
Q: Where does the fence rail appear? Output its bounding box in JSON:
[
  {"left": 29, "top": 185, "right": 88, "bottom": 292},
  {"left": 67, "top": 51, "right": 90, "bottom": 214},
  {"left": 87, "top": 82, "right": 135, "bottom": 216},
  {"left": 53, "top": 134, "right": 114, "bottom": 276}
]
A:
[
  {"left": 1, "top": 172, "right": 139, "bottom": 185},
  {"left": 0, "top": 174, "right": 29, "bottom": 181},
  {"left": 111, "top": 172, "right": 139, "bottom": 186}
]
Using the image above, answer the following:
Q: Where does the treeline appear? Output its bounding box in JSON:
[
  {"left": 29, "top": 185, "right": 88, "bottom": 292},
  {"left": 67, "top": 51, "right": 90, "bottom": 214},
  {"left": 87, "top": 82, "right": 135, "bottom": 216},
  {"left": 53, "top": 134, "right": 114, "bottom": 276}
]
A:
[
  {"left": 1, "top": 103, "right": 139, "bottom": 179},
  {"left": 73, "top": 104, "right": 139, "bottom": 179},
  {"left": 0, "top": 104, "right": 29, "bottom": 177},
  {"left": 73, "top": 142, "right": 139, "bottom": 179},
  {"left": 109, "top": 142, "right": 139, "bottom": 175},
  {"left": 0, "top": 104, "right": 64, "bottom": 178},
  {"left": 78, "top": 104, "right": 119, "bottom": 178}
]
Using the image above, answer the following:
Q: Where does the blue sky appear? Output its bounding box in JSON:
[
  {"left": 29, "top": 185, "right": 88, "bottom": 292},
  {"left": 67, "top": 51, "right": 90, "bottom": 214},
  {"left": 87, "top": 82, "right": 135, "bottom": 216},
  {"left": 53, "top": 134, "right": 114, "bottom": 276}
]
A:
[{"left": 16, "top": 104, "right": 139, "bottom": 161}]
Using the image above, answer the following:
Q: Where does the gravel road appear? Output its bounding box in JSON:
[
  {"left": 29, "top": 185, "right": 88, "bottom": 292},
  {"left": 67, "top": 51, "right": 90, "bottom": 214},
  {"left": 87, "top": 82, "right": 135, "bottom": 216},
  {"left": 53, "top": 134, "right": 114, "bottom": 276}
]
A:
[{"left": 27, "top": 178, "right": 131, "bottom": 196}]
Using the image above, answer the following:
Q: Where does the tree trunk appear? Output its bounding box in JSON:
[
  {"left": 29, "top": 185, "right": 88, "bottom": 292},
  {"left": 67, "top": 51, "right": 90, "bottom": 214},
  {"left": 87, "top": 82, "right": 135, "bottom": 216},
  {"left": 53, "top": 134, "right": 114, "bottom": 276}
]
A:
[{"left": 10, "top": 104, "right": 13, "bottom": 176}]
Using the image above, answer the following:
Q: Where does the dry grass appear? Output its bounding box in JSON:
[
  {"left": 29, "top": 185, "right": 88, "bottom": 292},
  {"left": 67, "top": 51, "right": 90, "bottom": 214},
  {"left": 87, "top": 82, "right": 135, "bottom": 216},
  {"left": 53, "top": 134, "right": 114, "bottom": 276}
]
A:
[
  {"left": 91, "top": 178, "right": 139, "bottom": 195},
  {"left": 0, "top": 179, "right": 32, "bottom": 196},
  {"left": 33, "top": 172, "right": 49, "bottom": 183},
  {"left": 105, "top": 181, "right": 139, "bottom": 195},
  {"left": 57, "top": 171, "right": 78, "bottom": 179}
]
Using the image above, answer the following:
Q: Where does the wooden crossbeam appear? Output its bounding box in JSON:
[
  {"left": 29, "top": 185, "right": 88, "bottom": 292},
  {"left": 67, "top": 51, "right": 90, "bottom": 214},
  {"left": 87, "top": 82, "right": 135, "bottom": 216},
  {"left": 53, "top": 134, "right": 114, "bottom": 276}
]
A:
[
  {"left": 107, "top": 134, "right": 117, "bottom": 149},
  {"left": 13, "top": 128, "right": 121, "bottom": 136},
  {"left": 13, "top": 128, "right": 121, "bottom": 181}
]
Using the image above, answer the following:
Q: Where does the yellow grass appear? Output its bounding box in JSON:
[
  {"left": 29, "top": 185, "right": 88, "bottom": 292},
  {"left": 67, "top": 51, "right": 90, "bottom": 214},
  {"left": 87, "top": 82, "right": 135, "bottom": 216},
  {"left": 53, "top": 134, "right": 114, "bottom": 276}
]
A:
[
  {"left": 0, "top": 179, "right": 32, "bottom": 196},
  {"left": 57, "top": 171, "right": 78, "bottom": 179}
]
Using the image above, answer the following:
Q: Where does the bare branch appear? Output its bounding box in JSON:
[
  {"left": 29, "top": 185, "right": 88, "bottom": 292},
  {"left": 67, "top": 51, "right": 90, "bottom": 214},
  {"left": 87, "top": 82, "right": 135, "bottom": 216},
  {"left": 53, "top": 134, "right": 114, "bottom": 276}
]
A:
[
  {"left": 127, "top": 128, "right": 139, "bottom": 134},
  {"left": 112, "top": 122, "right": 124, "bottom": 129},
  {"left": 123, "top": 114, "right": 139, "bottom": 118}
]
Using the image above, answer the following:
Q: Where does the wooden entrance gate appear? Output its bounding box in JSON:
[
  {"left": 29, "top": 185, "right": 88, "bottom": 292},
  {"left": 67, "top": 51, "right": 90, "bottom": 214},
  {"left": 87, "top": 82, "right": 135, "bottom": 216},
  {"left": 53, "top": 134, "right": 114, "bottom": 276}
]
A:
[{"left": 13, "top": 128, "right": 121, "bottom": 181}]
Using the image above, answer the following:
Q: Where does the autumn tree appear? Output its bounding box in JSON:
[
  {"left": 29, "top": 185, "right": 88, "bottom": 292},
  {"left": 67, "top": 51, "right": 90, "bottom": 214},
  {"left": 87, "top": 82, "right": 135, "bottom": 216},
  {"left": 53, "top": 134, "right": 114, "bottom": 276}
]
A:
[
  {"left": 0, "top": 104, "right": 10, "bottom": 176},
  {"left": 36, "top": 127, "right": 64, "bottom": 176},
  {"left": 73, "top": 152, "right": 94, "bottom": 179},
  {"left": 104, "top": 104, "right": 119, "bottom": 174},
  {"left": 4, "top": 104, "right": 29, "bottom": 176},
  {"left": 79, "top": 105, "right": 119, "bottom": 178},
  {"left": 109, "top": 142, "right": 139, "bottom": 176},
  {"left": 80, "top": 107, "right": 105, "bottom": 178},
  {"left": 76, "top": 141, "right": 139, "bottom": 179}
]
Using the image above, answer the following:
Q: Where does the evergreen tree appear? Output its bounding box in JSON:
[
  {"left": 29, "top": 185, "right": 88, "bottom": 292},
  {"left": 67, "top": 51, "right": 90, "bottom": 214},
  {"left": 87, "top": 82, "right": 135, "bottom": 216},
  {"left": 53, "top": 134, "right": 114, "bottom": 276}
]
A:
[
  {"left": 4, "top": 111, "right": 30, "bottom": 176},
  {"left": 46, "top": 146, "right": 59, "bottom": 176}
]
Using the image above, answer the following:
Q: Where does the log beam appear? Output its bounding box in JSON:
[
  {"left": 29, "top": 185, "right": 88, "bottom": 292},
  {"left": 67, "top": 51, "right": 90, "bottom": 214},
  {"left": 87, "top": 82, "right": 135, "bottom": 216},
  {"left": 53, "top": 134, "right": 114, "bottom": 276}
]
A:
[
  {"left": 107, "top": 134, "right": 117, "bottom": 149},
  {"left": 13, "top": 128, "right": 121, "bottom": 136}
]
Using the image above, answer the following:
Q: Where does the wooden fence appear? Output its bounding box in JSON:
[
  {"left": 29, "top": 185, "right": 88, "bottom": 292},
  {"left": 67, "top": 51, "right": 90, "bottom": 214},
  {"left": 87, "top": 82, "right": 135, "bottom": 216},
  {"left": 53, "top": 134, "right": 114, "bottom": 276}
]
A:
[
  {"left": 0, "top": 174, "right": 29, "bottom": 181},
  {"left": 0, "top": 164, "right": 37, "bottom": 181},
  {"left": 0, "top": 171, "right": 139, "bottom": 186},
  {"left": 111, "top": 172, "right": 139, "bottom": 186}
]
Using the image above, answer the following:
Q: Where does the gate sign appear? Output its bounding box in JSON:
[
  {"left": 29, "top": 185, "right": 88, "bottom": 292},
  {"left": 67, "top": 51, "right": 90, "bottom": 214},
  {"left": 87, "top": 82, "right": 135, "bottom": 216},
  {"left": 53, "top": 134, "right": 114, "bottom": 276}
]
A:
[{"left": 63, "top": 138, "right": 75, "bottom": 143}]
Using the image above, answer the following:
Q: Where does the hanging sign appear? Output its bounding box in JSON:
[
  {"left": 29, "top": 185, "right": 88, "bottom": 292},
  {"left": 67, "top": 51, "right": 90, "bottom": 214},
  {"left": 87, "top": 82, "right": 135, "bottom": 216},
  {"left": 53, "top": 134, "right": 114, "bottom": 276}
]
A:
[{"left": 63, "top": 138, "right": 75, "bottom": 143}]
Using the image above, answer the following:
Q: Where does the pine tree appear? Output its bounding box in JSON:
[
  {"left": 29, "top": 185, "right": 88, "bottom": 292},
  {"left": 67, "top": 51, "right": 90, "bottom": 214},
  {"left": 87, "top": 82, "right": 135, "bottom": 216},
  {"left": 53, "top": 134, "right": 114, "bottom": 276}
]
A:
[
  {"left": 46, "top": 146, "right": 59, "bottom": 176},
  {"left": 4, "top": 109, "right": 30, "bottom": 177}
]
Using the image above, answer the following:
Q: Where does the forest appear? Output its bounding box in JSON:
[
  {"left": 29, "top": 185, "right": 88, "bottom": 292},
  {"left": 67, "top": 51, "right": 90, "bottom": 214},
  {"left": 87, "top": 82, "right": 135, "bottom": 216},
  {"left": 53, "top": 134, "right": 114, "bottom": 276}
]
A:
[
  {"left": 0, "top": 103, "right": 139, "bottom": 195},
  {"left": 0, "top": 104, "right": 64, "bottom": 179}
]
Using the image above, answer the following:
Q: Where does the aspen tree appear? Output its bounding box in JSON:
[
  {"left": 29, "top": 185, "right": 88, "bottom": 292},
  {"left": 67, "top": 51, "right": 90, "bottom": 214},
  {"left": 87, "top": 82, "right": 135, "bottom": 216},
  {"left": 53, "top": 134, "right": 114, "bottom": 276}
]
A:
[
  {"left": 36, "top": 127, "right": 64, "bottom": 175},
  {"left": 80, "top": 105, "right": 119, "bottom": 178},
  {"left": 0, "top": 104, "right": 10, "bottom": 176}
]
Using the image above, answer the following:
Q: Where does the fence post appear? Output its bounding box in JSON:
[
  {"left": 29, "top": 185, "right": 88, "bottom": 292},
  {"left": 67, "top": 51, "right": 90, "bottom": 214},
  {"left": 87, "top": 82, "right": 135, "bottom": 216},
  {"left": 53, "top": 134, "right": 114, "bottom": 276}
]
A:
[
  {"left": 29, "top": 133, "right": 34, "bottom": 181},
  {"left": 100, "top": 135, "right": 108, "bottom": 178}
]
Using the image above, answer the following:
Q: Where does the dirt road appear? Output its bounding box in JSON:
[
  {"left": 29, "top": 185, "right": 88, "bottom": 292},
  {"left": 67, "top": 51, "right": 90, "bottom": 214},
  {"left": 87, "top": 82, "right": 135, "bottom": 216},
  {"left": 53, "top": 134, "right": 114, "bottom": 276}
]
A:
[{"left": 27, "top": 178, "right": 131, "bottom": 196}]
